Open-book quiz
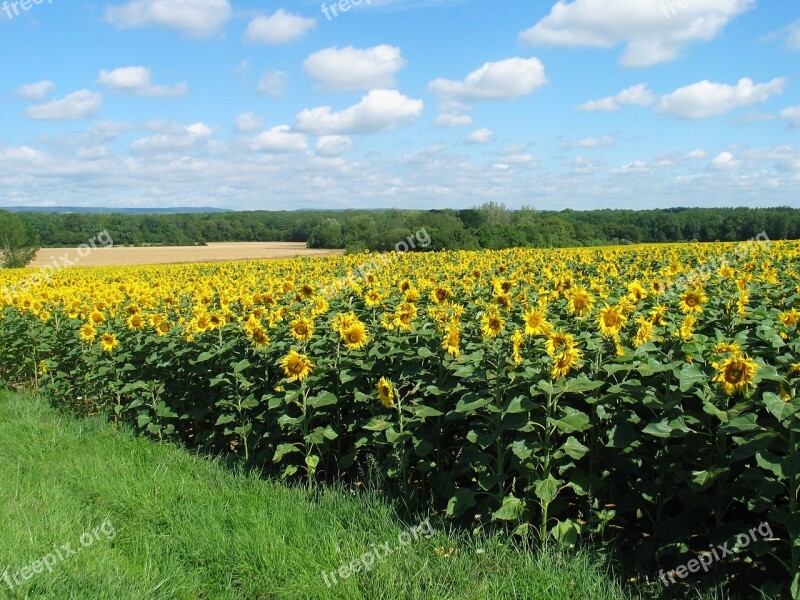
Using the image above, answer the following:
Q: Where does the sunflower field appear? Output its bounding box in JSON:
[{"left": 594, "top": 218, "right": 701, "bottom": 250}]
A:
[{"left": 1, "top": 240, "right": 798, "bottom": 593}]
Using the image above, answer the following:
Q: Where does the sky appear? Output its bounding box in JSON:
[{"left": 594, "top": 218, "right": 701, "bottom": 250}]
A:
[{"left": 0, "top": 0, "right": 799, "bottom": 211}]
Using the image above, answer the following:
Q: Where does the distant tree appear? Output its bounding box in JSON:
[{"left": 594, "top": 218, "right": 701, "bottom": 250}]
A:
[
  {"left": 0, "top": 212, "right": 40, "bottom": 268},
  {"left": 307, "top": 218, "right": 344, "bottom": 248}
]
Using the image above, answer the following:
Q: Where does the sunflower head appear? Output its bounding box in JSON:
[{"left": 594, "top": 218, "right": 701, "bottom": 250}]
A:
[
  {"left": 376, "top": 377, "right": 395, "bottom": 408},
  {"left": 712, "top": 353, "right": 758, "bottom": 396},
  {"left": 279, "top": 350, "right": 314, "bottom": 382}
]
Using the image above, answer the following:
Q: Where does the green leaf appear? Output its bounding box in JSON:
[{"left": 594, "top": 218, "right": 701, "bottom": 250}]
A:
[
  {"left": 534, "top": 476, "right": 561, "bottom": 505},
  {"left": 412, "top": 405, "right": 444, "bottom": 418},
  {"left": 446, "top": 488, "right": 476, "bottom": 517},
  {"left": 549, "top": 408, "right": 591, "bottom": 433},
  {"left": 215, "top": 413, "right": 236, "bottom": 426},
  {"left": 561, "top": 436, "right": 589, "bottom": 460},
  {"left": 679, "top": 364, "right": 707, "bottom": 392},
  {"left": 272, "top": 443, "right": 299, "bottom": 463},
  {"left": 307, "top": 390, "right": 338, "bottom": 409},
  {"left": 492, "top": 495, "right": 525, "bottom": 521},
  {"left": 763, "top": 392, "right": 797, "bottom": 422}
]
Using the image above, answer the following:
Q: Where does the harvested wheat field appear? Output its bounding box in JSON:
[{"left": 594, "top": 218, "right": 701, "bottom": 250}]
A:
[{"left": 29, "top": 242, "right": 342, "bottom": 268}]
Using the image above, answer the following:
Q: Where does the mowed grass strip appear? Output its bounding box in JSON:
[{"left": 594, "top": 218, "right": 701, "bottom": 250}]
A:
[{"left": 0, "top": 389, "right": 629, "bottom": 600}]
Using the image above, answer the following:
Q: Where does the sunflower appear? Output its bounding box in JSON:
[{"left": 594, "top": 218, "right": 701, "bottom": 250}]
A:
[
  {"left": 545, "top": 330, "right": 577, "bottom": 357},
  {"left": 632, "top": 317, "right": 654, "bottom": 347},
  {"left": 523, "top": 309, "right": 552, "bottom": 337},
  {"left": 289, "top": 317, "right": 314, "bottom": 341},
  {"left": 126, "top": 313, "right": 146, "bottom": 331},
  {"left": 155, "top": 321, "right": 172, "bottom": 337},
  {"left": 364, "top": 289, "right": 383, "bottom": 308},
  {"left": 250, "top": 326, "right": 270, "bottom": 348},
  {"left": 597, "top": 304, "right": 626, "bottom": 338},
  {"left": 79, "top": 323, "right": 96, "bottom": 342},
  {"left": 431, "top": 287, "right": 452, "bottom": 305},
  {"left": 567, "top": 288, "right": 594, "bottom": 317},
  {"left": 442, "top": 323, "right": 460, "bottom": 358},
  {"left": 551, "top": 347, "right": 582, "bottom": 379},
  {"left": 394, "top": 302, "right": 417, "bottom": 331},
  {"left": 99, "top": 332, "right": 119, "bottom": 353},
  {"left": 480, "top": 311, "right": 505, "bottom": 338},
  {"left": 679, "top": 289, "right": 708, "bottom": 314},
  {"left": 676, "top": 314, "right": 696, "bottom": 341},
  {"left": 341, "top": 321, "right": 369, "bottom": 350},
  {"left": 376, "top": 377, "right": 396, "bottom": 408},
  {"left": 279, "top": 350, "right": 314, "bottom": 382},
  {"left": 89, "top": 310, "right": 105, "bottom": 325},
  {"left": 779, "top": 309, "right": 799, "bottom": 328},
  {"left": 511, "top": 329, "right": 524, "bottom": 364},
  {"left": 713, "top": 342, "right": 740, "bottom": 355},
  {"left": 712, "top": 353, "right": 758, "bottom": 395}
]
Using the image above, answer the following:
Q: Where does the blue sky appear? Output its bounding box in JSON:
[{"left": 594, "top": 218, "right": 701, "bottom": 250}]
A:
[{"left": 1, "top": 0, "right": 799, "bottom": 210}]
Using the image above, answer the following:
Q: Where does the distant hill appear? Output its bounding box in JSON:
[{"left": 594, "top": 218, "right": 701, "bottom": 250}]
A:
[{"left": 0, "top": 206, "right": 231, "bottom": 215}]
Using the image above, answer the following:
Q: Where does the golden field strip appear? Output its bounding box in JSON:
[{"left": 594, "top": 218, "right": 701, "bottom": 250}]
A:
[{"left": 29, "top": 242, "right": 341, "bottom": 268}]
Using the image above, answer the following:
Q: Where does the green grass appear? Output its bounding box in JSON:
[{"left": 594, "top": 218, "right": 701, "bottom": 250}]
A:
[{"left": 0, "top": 389, "right": 635, "bottom": 599}]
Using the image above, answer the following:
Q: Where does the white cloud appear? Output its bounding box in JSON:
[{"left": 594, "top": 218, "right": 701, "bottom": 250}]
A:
[
  {"left": 17, "top": 81, "right": 55, "bottom": 101},
  {"left": 614, "top": 160, "right": 650, "bottom": 175},
  {"left": 657, "top": 77, "right": 787, "bottom": 119},
  {"left": 251, "top": 126, "right": 308, "bottom": 153},
  {"left": 295, "top": 89, "right": 424, "bottom": 135},
  {"left": 304, "top": 45, "right": 406, "bottom": 92},
  {"left": 258, "top": 71, "right": 287, "bottom": 97},
  {"left": 577, "top": 84, "right": 654, "bottom": 111},
  {"left": 105, "top": 0, "right": 231, "bottom": 38},
  {"left": 244, "top": 10, "right": 316, "bottom": 45},
  {"left": 316, "top": 135, "right": 354, "bottom": 157},
  {"left": 428, "top": 57, "right": 547, "bottom": 101},
  {"left": 688, "top": 148, "right": 710, "bottom": 159},
  {"left": 98, "top": 67, "right": 187, "bottom": 97},
  {"left": 434, "top": 113, "right": 474, "bottom": 128},
  {"left": 26, "top": 90, "right": 103, "bottom": 121},
  {"left": 711, "top": 151, "right": 744, "bottom": 170},
  {"left": 764, "top": 20, "right": 800, "bottom": 51},
  {"left": 520, "top": 0, "right": 754, "bottom": 68},
  {"left": 466, "top": 128, "right": 493, "bottom": 144},
  {"left": 131, "top": 122, "right": 212, "bottom": 153},
  {"left": 235, "top": 112, "right": 263, "bottom": 133},
  {"left": 559, "top": 135, "right": 615, "bottom": 149},
  {"left": 780, "top": 106, "right": 800, "bottom": 126}
]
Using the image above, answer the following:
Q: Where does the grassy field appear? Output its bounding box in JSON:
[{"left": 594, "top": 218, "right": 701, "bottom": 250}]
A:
[
  {"left": 29, "top": 242, "right": 341, "bottom": 268},
  {"left": 0, "top": 389, "right": 632, "bottom": 600}
]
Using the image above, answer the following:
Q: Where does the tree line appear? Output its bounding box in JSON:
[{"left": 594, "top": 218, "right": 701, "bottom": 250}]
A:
[{"left": 1, "top": 205, "right": 799, "bottom": 263}]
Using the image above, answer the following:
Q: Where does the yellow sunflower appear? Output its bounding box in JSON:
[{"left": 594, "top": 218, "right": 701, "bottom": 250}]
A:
[
  {"left": 442, "top": 323, "right": 460, "bottom": 358},
  {"left": 289, "top": 317, "right": 314, "bottom": 341},
  {"left": 79, "top": 323, "right": 96, "bottom": 342},
  {"left": 250, "top": 326, "right": 270, "bottom": 348},
  {"left": 480, "top": 311, "right": 505, "bottom": 339},
  {"left": 523, "top": 309, "right": 552, "bottom": 337},
  {"left": 376, "top": 377, "right": 395, "bottom": 408},
  {"left": 679, "top": 289, "right": 708, "bottom": 314},
  {"left": 99, "top": 332, "right": 119, "bottom": 353},
  {"left": 551, "top": 348, "right": 582, "bottom": 379},
  {"left": 279, "top": 350, "right": 314, "bottom": 382},
  {"left": 597, "top": 304, "right": 626, "bottom": 338},
  {"left": 341, "top": 321, "right": 369, "bottom": 350},
  {"left": 712, "top": 353, "right": 758, "bottom": 395}
]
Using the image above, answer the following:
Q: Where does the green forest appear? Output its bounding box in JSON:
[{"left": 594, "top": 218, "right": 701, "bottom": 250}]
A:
[{"left": 1, "top": 205, "right": 799, "bottom": 254}]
